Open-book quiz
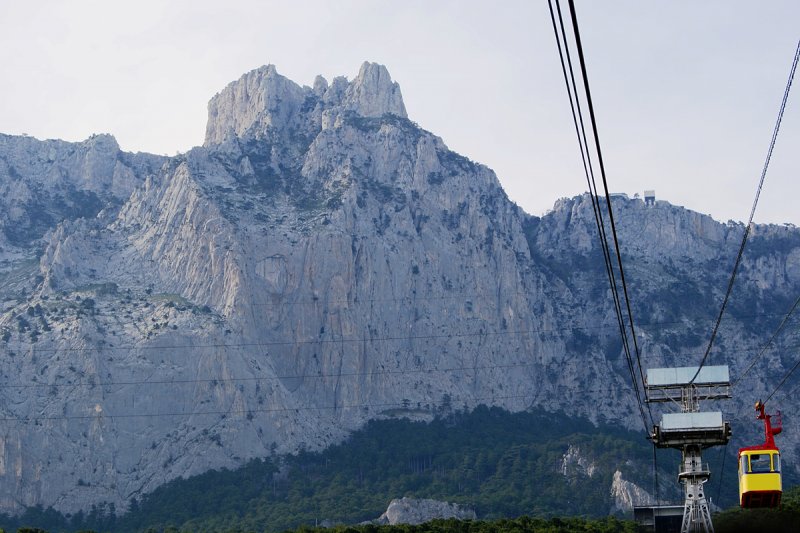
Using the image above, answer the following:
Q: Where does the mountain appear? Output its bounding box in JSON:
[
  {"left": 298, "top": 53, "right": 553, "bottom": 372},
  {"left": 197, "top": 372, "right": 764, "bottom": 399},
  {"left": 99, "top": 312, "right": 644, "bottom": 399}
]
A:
[{"left": 0, "top": 61, "right": 798, "bottom": 516}]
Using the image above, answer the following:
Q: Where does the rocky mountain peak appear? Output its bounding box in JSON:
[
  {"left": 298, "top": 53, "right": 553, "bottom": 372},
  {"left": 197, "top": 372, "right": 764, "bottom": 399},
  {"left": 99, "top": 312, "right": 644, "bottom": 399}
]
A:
[
  {"left": 312, "top": 74, "right": 329, "bottom": 96},
  {"left": 204, "top": 61, "right": 407, "bottom": 146},
  {"left": 204, "top": 64, "right": 306, "bottom": 145},
  {"left": 83, "top": 132, "right": 120, "bottom": 152},
  {"left": 342, "top": 61, "right": 407, "bottom": 119}
]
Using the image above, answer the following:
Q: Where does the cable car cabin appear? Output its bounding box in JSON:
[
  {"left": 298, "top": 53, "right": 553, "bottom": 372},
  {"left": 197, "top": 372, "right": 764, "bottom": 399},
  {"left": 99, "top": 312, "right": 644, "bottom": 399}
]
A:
[
  {"left": 738, "top": 401, "right": 783, "bottom": 508},
  {"left": 739, "top": 449, "right": 781, "bottom": 507}
]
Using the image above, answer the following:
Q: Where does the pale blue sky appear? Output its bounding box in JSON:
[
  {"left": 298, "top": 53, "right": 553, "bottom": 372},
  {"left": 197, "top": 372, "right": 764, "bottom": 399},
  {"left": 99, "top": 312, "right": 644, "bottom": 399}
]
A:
[{"left": 1, "top": 0, "right": 798, "bottom": 225}]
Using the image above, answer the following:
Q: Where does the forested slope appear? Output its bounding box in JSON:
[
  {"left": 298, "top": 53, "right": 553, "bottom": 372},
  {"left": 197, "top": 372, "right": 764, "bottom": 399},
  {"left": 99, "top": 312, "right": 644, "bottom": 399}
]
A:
[{"left": 0, "top": 407, "right": 657, "bottom": 532}]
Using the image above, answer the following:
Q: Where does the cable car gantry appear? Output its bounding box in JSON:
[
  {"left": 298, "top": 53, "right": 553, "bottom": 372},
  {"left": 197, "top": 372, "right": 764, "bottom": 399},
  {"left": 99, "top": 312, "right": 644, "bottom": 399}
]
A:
[{"left": 646, "top": 365, "right": 732, "bottom": 533}]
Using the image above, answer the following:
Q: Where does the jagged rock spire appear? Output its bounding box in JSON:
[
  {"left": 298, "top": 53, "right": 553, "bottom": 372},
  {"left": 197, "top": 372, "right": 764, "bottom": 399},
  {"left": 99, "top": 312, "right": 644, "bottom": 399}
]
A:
[
  {"left": 204, "top": 64, "right": 306, "bottom": 145},
  {"left": 343, "top": 61, "right": 407, "bottom": 119},
  {"left": 204, "top": 62, "right": 407, "bottom": 146}
]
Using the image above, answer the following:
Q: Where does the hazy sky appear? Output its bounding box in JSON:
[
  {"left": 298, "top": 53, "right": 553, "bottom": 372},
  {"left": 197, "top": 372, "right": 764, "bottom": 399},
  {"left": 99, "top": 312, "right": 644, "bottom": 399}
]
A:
[{"left": 1, "top": 0, "right": 798, "bottom": 225}]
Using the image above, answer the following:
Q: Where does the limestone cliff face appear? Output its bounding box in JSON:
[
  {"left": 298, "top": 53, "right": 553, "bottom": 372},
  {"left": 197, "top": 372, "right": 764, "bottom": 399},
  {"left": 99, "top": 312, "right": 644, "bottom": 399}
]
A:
[
  {"left": 0, "top": 62, "right": 799, "bottom": 514},
  {"left": 0, "top": 133, "right": 163, "bottom": 253},
  {"left": 610, "top": 470, "right": 654, "bottom": 513}
]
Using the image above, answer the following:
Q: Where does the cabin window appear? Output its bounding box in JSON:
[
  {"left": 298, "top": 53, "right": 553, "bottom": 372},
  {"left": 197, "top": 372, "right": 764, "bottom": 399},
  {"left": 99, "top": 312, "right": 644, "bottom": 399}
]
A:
[
  {"left": 772, "top": 453, "right": 781, "bottom": 472},
  {"left": 750, "top": 454, "right": 772, "bottom": 473},
  {"left": 740, "top": 456, "right": 747, "bottom": 473}
]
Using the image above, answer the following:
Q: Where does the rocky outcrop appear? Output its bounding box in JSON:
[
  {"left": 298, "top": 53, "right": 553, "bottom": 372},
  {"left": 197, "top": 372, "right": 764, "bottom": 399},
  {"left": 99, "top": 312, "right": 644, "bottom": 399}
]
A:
[
  {"left": 204, "top": 61, "right": 406, "bottom": 146},
  {"left": 0, "top": 133, "right": 164, "bottom": 254},
  {"left": 561, "top": 444, "right": 597, "bottom": 478},
  {"left": 342, "top": 62, "right": 407, "bottom": 119},
  {"left": 374, "top": 497, "right": 476, "bottom": 525},
  {"left": 204, "top": 65, "right": 308, "bottom": 145},
  {"left": 0, "top": 62, "right": 798, "bottom": 516},
  {"left": 610, "top": 470, "right": 654, "bottom": 513}
]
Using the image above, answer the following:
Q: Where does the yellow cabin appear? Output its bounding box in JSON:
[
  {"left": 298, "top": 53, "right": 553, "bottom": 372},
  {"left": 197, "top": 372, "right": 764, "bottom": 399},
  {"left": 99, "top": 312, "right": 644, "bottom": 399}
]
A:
[{"left": 738, "top": 448, "right": 781, "bottom": 507}]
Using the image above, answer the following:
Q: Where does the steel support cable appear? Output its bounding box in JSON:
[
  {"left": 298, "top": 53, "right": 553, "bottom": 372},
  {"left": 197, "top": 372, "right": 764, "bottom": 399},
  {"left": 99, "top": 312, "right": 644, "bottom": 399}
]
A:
[
  {"left": 764, "top": 356, "right": 800, "bottom": 405},
  {"left": 3, "top": 381, "right": 639, "bottom": 400},
  {"left": 11, "top": 311, "right": 798, "bottom": 357},
  {"left": 0, "top": 392, "right": 536, "bottom": 423},
  {"left": 784, "top": 379, "right": 800, "bottom": 399},
  {"left": 551, "top": 0, "right": 639, "bottom": 417},
  {"left": 551, "top": 0, "right": 629, "bottom": 368},
  {"left": 715, "top": 441, "right": 729, "bottom": 507},
  {"left": 548, "top": 0, "right": 650, "bottom": 431},
  {"left": 564, "top": 0, "right": 652, "bottom": 425},
  {"left": 549, "top": 0, "right": 615, "bottom": 288},
  {"left": 8, "top": 296, "right": 794, "bottom": 329},
  {"left": 547, "top": 0, "right": 615, "bottom": 300},
  {"left": 557, "top": 2, "right": 660, "bottom": 502},
  {"left": 0, "top": 349, "right": 769, "bottom": 392},
  {"left": 731, "top": 292, "right": 800, "bottom": 387},
  {"left": 1, "top": 361, "right": 546, "bottom": 390},
  {"left": 690, "top": 39, "right": 800, "bottom": 384},
  {"left": 0, "top": 360, "right": 768, "bottom": 396},
  {"left": 546, "top": 0, "right": 631, "bottom": 402},
  {"left": 3, "top": 276, "right": 770, "bottom": 323},
  {"left": 554, "top": 0, "right": 649, "bottom": 432},
  {"left": 653, "top": 444, "right": 661, "bottom": 505}
]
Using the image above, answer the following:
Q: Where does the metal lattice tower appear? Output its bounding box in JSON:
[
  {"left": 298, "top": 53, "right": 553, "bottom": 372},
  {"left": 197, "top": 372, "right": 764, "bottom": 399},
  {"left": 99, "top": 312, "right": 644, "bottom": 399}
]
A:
[{"left": 646, "top": 366, "right": 732, "bottom": 533}]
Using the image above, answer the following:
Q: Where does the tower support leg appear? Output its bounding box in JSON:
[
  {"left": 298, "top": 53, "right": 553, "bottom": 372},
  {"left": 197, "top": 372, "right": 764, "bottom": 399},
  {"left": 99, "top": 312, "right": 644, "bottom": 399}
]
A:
[{"left": 680, "top": 445, "right": 713, "bottom": 533}]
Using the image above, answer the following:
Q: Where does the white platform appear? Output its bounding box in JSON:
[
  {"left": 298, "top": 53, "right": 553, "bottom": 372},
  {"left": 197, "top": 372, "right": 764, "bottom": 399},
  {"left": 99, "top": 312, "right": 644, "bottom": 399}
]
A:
[
  {"left": 647, "top": 366, "right": 729, "bottom": 387},
  {"left": 661, "top": 411, "right": 724, "bottom": 432}
]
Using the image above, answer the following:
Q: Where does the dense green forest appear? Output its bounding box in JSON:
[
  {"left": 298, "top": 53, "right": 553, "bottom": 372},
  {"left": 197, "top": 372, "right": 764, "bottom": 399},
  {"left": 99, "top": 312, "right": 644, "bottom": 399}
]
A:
[
  {"left": 3, "top": 490, "right": 800, "bottom": 533},
  {"left": 283, "top": 515, "right": 637, "bottom": 532},
  {"left": 0, "top": 406, "right": 792, "bottom": 533},
  {"left": 0, "top": 515, "right": 639, "bottom": 533}
]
